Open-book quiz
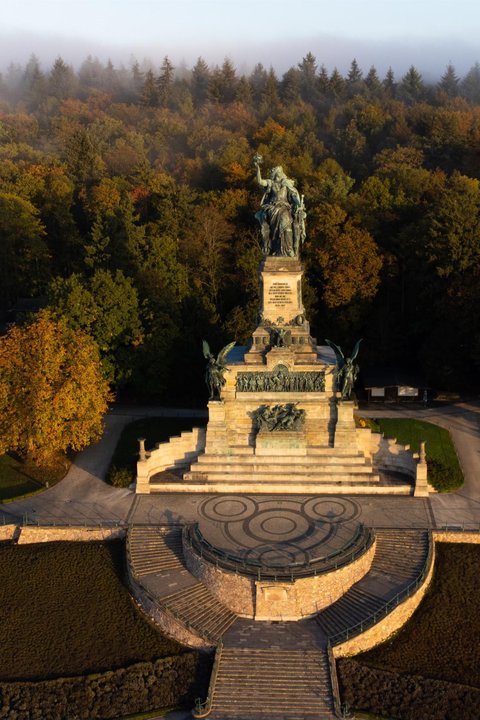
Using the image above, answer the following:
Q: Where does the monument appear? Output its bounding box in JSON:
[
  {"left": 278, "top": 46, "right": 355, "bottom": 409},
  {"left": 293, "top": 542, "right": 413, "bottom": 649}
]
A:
[{"left": 136, "top": 156, "right": 428, "bottom": 497}]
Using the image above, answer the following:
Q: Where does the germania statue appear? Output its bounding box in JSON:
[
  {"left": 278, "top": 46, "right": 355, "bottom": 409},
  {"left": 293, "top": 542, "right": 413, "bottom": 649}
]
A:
[{"left": 253, "top": 154, "right": 306, "bottom": 257}]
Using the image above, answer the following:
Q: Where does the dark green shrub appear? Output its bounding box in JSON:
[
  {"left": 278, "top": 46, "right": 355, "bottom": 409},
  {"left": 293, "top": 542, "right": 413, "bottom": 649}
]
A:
[
  {"left": 427, "top": 458, "right": 463, "bottom": 492},
  {"left": 0, "top": 654, "right": 210, "bottom": 720},
  {"left": 108, "top": 465, "right": 134, "bottom": 488}
]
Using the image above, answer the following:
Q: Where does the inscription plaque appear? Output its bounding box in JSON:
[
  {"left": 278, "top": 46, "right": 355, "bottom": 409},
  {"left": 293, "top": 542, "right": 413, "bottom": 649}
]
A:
[{"left": 268, "top": 281, "right": 293, "bottom": 309}]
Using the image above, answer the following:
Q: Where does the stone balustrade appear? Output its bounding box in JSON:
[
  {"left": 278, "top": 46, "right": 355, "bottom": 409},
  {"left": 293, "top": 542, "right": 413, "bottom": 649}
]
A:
[
  {"left": 136, "top": 427, "right": 206, "bottom": 494},
  {"left": 356, "top": 428, "right": 429, "bottom": 496}
]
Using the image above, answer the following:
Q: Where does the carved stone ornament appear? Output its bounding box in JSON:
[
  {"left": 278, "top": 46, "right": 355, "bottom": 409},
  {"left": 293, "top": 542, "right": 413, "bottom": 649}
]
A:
[
  {"left": 236, "top": 364, "right": 325, "bottom": 393},
  {"left": 252, "top": 403, "right": 305, "bottom": 432}
]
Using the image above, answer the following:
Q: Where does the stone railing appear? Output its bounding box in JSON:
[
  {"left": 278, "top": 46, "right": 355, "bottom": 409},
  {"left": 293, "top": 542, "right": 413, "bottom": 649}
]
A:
[
  {"left": 136, "top": 427, "right": 206, "bottom": 493},
  {"left": 356, "top": 428, "right": 429, "bottom": 496},
  {"left": 125, "top": 526, "right": 209, "bottom": 648},
  {"left": 328, "top": 530, "right": 434, "bottom": 650},
  {"left": 184, "top": 522, "right": 374, "bottom": 582},
  {"left": 192, "top": 641, "right": 223, "bottom": 718}
]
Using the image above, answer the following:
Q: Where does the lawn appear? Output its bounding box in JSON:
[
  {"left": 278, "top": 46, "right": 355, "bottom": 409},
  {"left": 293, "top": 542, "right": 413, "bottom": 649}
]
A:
[
  {"left": 0, "top": 539, "right": 185, "bottom": 680},
  {"left": 337, "top": 543, "right": 480, "bottom": 719},
  {"left": 107, "top": 415, "right": 207, "bottom": 486},
  {"left": 0, "top": 452, "right": 69, "bottom": 502},
  {"left": 358, "top": 417, "right": 463, "bottom": 491}
]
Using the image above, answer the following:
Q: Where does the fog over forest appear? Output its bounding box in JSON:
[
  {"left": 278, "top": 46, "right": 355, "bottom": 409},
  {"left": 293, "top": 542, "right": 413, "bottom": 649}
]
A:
[{"left": 0, "top": 31, "right": 478, "bottom": 79}]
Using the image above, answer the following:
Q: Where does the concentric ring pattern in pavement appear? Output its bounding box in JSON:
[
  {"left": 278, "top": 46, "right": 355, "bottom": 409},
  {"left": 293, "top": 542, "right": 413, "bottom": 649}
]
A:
[{"left": 197, "top": 495, "right": 361, "bottom": 567}]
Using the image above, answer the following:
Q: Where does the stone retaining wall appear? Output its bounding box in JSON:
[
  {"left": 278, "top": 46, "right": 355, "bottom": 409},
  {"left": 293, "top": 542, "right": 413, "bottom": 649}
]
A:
[
  {"left": 184, "top": 535, "right": 376, "bottom": 621},
  {"left": 0, "top": 525, "right": 17, "bottom": 542},
  {"left": 433, "top": 531, "right": 480, "bottom": 544},
  {"left": 17, "top": 526, "right": 126, "bottom": 544},
  {"left": 332, "top": 540, "right": 435, "bottom": 658},
  {"left": 127, "top": 571, "right": 210, "bottom": 649}
]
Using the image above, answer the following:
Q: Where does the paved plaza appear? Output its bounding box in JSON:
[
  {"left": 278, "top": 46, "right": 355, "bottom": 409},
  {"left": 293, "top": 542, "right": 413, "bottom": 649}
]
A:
[{"left": 2, "top": 400, "right": 479, "bottom": 531}]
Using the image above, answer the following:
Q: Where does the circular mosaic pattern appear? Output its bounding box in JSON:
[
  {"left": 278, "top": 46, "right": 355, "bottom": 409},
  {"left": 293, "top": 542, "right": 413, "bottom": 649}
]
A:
[
  {"left": 246, "top": 509, "right": 311, "bottom": 543},
  {"left": 303, "top": 497, "right": 359, "bottom": 523},
  {"left": 197, "top": 495, "right": 362, "bottom": 570},
  {"left": 260, "top": 515, "right": 297, "bottom": 536},
  {"left": 200, "top": 495, "right": 257, "bottom": 522}
]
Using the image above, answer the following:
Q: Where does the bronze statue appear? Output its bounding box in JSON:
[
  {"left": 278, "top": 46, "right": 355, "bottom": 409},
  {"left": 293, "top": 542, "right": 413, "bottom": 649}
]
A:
[
  {"left": 253, "top": 154, "right": 306, "bottom": 257},
  {"left": 203, "top": 340, "right": 235, "bottom": 400},
  {"left": 325, "top": 339, "right": 362, "bottom": 400},
  {"left": 252, "top": 403, "right": 305, "bottom": 432}
]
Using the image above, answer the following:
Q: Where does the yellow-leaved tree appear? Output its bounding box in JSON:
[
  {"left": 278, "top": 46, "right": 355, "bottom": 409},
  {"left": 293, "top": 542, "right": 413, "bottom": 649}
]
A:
[{"left": 0, "top": 311, "right": 113, "bottom": 465}]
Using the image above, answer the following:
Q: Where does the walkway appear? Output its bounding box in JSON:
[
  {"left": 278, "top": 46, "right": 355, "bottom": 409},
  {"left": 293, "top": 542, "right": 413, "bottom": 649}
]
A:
[{"left": 356, "top": 401, "right": 480, "bottom": 527}]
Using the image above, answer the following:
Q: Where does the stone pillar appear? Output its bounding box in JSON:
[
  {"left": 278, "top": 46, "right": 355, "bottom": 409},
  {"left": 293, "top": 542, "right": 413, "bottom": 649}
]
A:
[
  {"left": 333, "top": 400, "right": 358, "bottom": 448},
  {"left": 205, "top": 400, "right": 230, "bottom": 454},
  {"left": 414, "top": 441, "right": 429, "bottom": 497}
]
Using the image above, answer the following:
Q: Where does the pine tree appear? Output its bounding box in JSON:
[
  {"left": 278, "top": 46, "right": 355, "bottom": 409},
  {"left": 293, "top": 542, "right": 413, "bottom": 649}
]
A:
[
  {"left": 250, "top": 63, "right": 268, "bottom": 104},
  {"left": 461, "top": 62, "right": 480, "bottom": 103},
  {"left": 191, "top": 57, "right": 210, "bottom": 107},
  {"left": 438, "top": 64, "right": 459, "bottom": 97},
  {"left": 329, "top": 68, "right": 345, "bottom": 99},
  {"left": 141, "top": 69, "right": 158, "bottom": 107},
  {"left": 383, "top": 67, "right": 396, "bottom": 97},
  {"left": 49, "top": 56, "right": 77, "bottom": 99},
  {"left": 365, "top": 66, "right": 382, "bottom": 97},
  {"left": 157, "top": 56, "right": 174, "bottom": 107},
  {"left": 399, "top": 65, "right": 425, "bottom": 103},
  {"left": 298, "top": 52, "right": 318, "bottom": 102},
  {"left": 281, "top": 67, "right": 301, "bottom": 103}
]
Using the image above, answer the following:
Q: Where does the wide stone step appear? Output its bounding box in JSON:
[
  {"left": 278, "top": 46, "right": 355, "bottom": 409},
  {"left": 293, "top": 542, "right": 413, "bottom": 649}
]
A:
[
  {"left": 317, "top": 530, "right": 430, "bottom": 642},
  {"left": 195, "top": 453, "right": 368, "bottom": 466},
  {"left": 192, "top": 461, "right": 371, "bottom": 474},
  {"left": 210, "top": 649, "right": 334, "bottom": 718},
  {"left": 152, "top": 480, "right": 411, "bottom": 495},
  {"left": 128, "top": 527, "right": 184, "bottom": 576},
  {"left": 159, "top": 583, "right": 237, "bottom": 642},
  {"left": 185, "top": 470, "right": 379, "bottom": 482}
]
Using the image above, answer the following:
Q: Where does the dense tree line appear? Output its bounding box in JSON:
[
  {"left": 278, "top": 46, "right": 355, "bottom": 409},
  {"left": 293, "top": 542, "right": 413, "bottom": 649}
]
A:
[{"left": 1, "top": 52, "right": 480, "bottom": 400}]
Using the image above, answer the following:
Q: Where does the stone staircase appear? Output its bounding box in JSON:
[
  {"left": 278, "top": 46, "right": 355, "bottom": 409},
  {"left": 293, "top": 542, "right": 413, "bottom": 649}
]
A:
[
  {"left": 316, "top": 529, "right": 430, "bottom": 642},
  {"left": 173, "top": 445, "right": 407, "bottom": 496},
  {"left": 128, "top": 526, "right": 238, "bottom": 644},
  {"left": 208, "top": 648, "right": 334, "bottom": 719},
  {"left": 159, "top": 583, "right": 237, "bottom": 643},
  {"left": 201, "top": 618, "right": 337, "bottom": 720},
  {"left": 128, "top": 526, "right": 184, "bottom": 576}
]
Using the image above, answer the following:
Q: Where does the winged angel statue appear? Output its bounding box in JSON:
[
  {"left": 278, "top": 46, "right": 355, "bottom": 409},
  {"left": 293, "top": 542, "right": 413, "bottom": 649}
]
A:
[
  {"left": 203, "top": 340, "right": 236, "bottom": 400},
  {"left": 325, "top": 339, "right": 362, "bottom": 400}
]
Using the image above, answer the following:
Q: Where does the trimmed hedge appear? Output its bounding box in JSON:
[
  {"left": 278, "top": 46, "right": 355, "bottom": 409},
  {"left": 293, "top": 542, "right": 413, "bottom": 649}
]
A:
[
  {"left": 0, "top": 541, "right": 184, "bottom": 680},
  {"left": 0, "top": 654, "right": 209, "bottom": 720},
  {"left": 338, "top": 658, "right": 480, "bottom": 720},
  {"left": 337, "top": 544, "right": 480, "bottom": 718}
]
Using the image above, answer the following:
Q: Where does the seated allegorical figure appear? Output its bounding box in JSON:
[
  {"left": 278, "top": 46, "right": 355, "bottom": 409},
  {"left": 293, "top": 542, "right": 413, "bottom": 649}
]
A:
[{"left": 253, "top": 154, "right": 306, "bottom": 257}]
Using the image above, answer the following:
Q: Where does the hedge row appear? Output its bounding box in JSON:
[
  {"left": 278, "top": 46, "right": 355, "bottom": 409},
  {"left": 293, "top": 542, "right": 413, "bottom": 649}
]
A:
[
  {"left": 0, "top": 653, "right": 209, "bottom": 720},
  {"left": 337, "top": 657, "right": 480, "bottom": 720}
]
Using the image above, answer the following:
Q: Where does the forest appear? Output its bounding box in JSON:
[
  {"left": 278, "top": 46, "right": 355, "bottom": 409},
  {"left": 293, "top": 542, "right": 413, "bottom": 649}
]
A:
[{"left": 1, "top": 53, "right": 480, "bottom": 402}]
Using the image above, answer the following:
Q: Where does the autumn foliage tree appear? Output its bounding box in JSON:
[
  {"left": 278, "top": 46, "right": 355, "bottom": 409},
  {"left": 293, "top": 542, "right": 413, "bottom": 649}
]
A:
[{"left": 0, "top": 312, "right": 112, "bottom": 465}]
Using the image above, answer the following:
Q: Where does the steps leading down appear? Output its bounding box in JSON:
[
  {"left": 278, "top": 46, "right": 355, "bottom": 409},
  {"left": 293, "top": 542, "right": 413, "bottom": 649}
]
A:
[
  {"left": 128, "top": 526, "right": 184, "bottom": 576},
  {"left": 159, "top": 582, "right": 237, "bottom": 643},
  {"left": 209, "top": 647, "right": 335, "bottom": 720},
  {"left": 184, "top": 447, "right": 380, "bottom": 486},
  {"left": 316, "top": 529, "right": 430, "bottom": 642}
]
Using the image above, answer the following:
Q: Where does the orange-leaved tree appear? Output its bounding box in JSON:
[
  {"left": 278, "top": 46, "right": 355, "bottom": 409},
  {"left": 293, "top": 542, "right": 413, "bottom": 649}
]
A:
[{"left": 0, "top": 311, "right": 112, "bottom": 465}]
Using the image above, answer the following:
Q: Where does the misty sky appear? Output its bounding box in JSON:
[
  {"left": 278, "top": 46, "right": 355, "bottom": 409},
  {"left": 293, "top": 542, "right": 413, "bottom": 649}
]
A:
[{"left": 3, "top": 0, "right": 480, "bottom": 77}]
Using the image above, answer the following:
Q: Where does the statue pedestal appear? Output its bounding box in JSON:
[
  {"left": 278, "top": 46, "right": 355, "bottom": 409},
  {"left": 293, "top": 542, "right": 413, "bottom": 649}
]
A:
[
  {"left": 245, "top": 256, "right": 317, "bottom": 364},
  {"left": 204, "top": 401, "right": 229, "bottom": 455},
  {"left": 334, "top": 400, "right": 358, "bottom": 448}
]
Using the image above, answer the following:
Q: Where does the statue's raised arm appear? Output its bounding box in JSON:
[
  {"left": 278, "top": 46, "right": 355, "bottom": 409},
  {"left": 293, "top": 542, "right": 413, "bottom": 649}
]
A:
[
  {"left": 253, "top": 153, "right": 269, "bottom": 189},
  {"left": 253, "top": 154, "right": 306, "bottom": 257}
]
